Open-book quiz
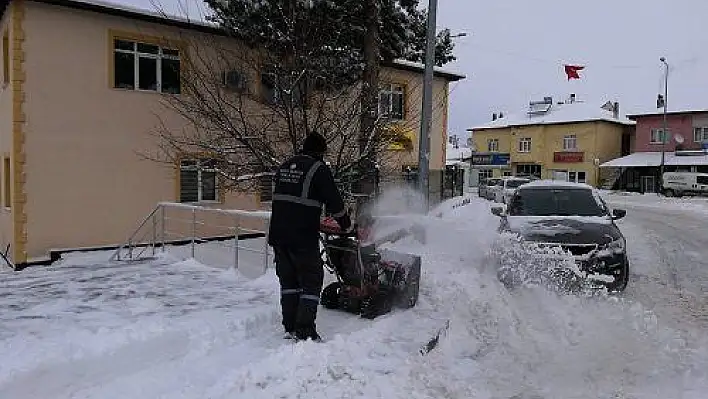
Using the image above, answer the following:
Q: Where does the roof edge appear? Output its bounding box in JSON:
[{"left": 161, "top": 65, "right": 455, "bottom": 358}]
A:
[
  {"left": 467, "top": 117, "right": 636, "bottom": 131},
  {"left": 25, "top": 0, "right": 466, "bottom": 81},
  {"left": 626, "top": 109, "right": 708, "bottom": 119}
]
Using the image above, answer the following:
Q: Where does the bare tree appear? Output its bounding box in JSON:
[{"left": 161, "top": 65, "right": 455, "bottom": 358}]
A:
[{"left": 145, "top": 32, "right": 421, "bottom": 205}]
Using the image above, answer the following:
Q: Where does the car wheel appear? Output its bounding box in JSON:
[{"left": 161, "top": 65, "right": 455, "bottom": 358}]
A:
[
  {"left": 606, "top": 258, "right": 630, "bottom": 293},
  {"left": 663, "top": 189, "right": 674, "bottom": 197}
]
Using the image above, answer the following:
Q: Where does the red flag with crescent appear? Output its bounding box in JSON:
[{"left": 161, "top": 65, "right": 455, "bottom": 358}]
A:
[{"left": 564, "top": 64, "right": 585, "bottom": 80}]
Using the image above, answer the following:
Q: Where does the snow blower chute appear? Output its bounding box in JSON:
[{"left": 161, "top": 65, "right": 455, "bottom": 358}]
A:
[{"left": 318, "top": 216, "right": 421, "bottom": 319}]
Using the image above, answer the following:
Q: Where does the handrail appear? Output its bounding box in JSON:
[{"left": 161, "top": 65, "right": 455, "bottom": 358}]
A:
[
  {"left": 110, "top": 202, "right": 273, "bottom": 276},
  {"left": 109, "top": 204, "right": 162, "bottom": 262}
]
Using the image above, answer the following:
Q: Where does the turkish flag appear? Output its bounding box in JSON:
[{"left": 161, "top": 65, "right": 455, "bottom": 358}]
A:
[{"left": 564, "top": 65, "right": 585, "bottom": 80}]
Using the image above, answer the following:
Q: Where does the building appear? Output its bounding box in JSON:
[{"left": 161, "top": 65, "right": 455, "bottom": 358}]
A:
[
  {"left": 600, "top": 109, "right": 708, "bottom": 193},
  {"left": 467, "top": 95, "right": 635, "bottom": 187},
  {"left": 0, "top": 0, "right": 464, "bottom": 267}
]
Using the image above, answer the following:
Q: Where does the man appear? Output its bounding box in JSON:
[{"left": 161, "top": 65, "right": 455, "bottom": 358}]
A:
[{"left": 267, "top": 131, "right": 351, "bottom": 342}]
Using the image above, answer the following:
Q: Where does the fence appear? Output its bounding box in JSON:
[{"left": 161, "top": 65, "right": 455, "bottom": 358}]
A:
[{"left": 110, "top": 202, "right": 273, "bottom": 278}]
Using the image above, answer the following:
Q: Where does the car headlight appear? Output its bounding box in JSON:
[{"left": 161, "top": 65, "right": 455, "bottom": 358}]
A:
[{"left": 605, "top": 237, "right": 626, "bottom": 254}]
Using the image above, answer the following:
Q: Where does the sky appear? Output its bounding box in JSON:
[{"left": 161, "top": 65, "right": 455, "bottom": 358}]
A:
[{"left": 115, "top": 0, "right": 708, "bottom": 140}]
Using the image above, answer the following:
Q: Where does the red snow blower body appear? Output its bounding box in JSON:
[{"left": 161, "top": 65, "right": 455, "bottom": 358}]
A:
[{"left": 319, "top": 216, "right": 421, "bottom": 319}]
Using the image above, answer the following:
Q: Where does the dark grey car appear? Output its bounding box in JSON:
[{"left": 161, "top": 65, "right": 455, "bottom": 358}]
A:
[{"left": 491, "top": 181, "right": 630, "bottom": 292}]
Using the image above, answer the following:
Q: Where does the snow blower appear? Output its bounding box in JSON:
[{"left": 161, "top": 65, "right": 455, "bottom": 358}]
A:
[{"left": 318, "top": 216, "right": 421, "bottom": 319}]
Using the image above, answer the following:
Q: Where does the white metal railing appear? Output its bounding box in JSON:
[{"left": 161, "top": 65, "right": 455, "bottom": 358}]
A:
[{"left": 110, "top": 202, "right": 273, "bottom": 275}]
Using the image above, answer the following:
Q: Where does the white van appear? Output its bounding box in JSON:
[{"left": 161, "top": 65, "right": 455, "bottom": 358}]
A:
[{"left": 662, "top": 172, "right": 708, "bottom": 197}]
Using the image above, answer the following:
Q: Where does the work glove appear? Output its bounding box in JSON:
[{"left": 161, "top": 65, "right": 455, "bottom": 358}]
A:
[{"left": 336, "top": 213, "right": 353, "bottom": 233}]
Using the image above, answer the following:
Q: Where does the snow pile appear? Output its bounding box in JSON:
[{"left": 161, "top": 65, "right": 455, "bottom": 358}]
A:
[{"left": 1, "top": 192, "right": 708, "bottom": 398}]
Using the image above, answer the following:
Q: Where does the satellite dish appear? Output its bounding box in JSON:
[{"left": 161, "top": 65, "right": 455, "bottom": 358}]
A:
[{"left": 675, "top": 134, "right": 685, "bottom": 144}]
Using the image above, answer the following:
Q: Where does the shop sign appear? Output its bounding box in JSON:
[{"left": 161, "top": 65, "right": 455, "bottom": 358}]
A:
[
  {"left": 554, "top": 151, "right": 584, "bottom": 163},
  {"left": 471, "top": 152, "right": 510, "bottom": 166}
]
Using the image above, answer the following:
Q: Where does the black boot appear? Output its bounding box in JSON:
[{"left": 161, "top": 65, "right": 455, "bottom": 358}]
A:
[{"left": 295, "top": 325, "right": 322, "bottom": 342}]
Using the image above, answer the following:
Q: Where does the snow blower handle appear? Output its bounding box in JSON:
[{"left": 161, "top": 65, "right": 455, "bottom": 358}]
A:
[{"left": 319, "top": 216, "right": 359, "bottom": 238}]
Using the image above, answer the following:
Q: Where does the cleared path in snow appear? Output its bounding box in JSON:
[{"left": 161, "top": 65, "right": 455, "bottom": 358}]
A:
[{"left": 606, "top": 196, "right": 708, "bottom": 331}]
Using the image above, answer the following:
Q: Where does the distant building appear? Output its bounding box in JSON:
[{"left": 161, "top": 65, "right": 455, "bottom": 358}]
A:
[
  {"left": 467, "top": 95, "right": 635, "bottom": 188},
  {"left": 600, "top": 110, "right": 708, "bottom": 193}
]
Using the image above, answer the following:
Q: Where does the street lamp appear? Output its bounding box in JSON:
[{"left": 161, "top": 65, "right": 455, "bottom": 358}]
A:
[
  {"left": 659, "top": 57, "right": 669, "bottom": 192},
  {"left": 449, "top": 32, "right": 467, "bottom": 39}
]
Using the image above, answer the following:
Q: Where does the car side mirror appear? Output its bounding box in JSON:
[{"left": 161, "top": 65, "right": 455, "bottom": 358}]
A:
[
  {"left": 491, "top": 206, "right": 505, "bottom": 217},
  {"left": 611, "top": 209, "right": 626, "bottom": 220}
]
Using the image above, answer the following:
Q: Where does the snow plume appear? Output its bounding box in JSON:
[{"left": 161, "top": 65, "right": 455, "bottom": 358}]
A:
[{"left": 490, "top": 232, "right": 591, "bottom": 295}]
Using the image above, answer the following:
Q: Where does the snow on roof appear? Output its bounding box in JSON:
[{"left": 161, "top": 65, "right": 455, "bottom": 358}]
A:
[
  {"left": 389, "top": 59, "right": 466, "bottom": 81},
  {"left": 32, "top": 0, "right": 465, "bottom": 81},
  {"left": 518, "top": 179, "right": 595, "bottom": 190},
  {"left": 445, "top": 145, "right": 472, "bottom": 161},
  {"left": 470, "top": 100, "right": 636, "bottom": 131},
  {"left": 600, "top": 151, "right": 708, "bottom": 168}
]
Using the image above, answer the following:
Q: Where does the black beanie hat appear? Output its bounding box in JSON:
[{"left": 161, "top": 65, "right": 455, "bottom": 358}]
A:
[{"left": 302, "top": 131, "right": 327, "bottom": 155}]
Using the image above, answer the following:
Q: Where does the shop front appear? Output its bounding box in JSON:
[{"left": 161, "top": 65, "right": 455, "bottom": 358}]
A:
[
  {"left": 469, "top": 152, "right": 511, "bottom": 187},
  {"left": 548, "top": 151, "right": 590, "bottom": 184}
]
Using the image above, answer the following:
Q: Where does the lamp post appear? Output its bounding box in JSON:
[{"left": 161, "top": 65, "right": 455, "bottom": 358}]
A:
[{"left": 659, "top": 57, "right": 669, "bottom": 192}]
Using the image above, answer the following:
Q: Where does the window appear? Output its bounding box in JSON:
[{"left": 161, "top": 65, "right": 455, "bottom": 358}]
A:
[
  {"left": 487, "top": 139, "right": 499, "bottom": 152},
  {"left": 694, "top": 127, "right": 708, "bottom": 143},
  {"left": 516, "top": 164, "right": 541, "bottom": 178},
  {"left": 2, "top": 30, "right": 8, "bottom": 86},
  {"left": 379, "top": 83, "right": 405, "bottom": 121},
  {"left": 179, "top": 158, "right": 218, "bottom": 203},
  {"left": 113, "top": 38, "right": 181, "bottom": 94},
  {"left": 478, "top": 169, "right": 493, "bottom": 181},
  {"left": 518, "top": 137, "right": 531, "bottom": 153},
  {"left": 508, "top": 188, "right": 607, "bottom": 217},
  {"left": 563, "top": 135, "right": 577, "bottom": 150},
  {"left": 260, "top": 68, "right": 307, "bottom": 107},
  {"left": 3, "top": 157, "right": 10, "bottom": 208},
  {"left": 650, "top": 128, "right": 669, "bottom": 144},
  {"left": 697, "top": 176, "right": 708, "bottom": 185},
  {"left": 258, "top": 171, "right": 275, "bottom": 202},
  {"left": 503, "top": 171, "right": 513, "bottom": 177},
  {"left": 568, "top": 170, "right": 587, "bottom": 184}
]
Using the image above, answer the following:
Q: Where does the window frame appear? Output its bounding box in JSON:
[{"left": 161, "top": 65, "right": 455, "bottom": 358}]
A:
[
  {"left": 518, "top": 137, "right": 532, "bottom": 153},
  {"left": 110, "top": 31, "right": 182, "bottom": 94},
  {"left": 693, "top": 127, "right": 708, "bottom": 143},
  {"left": 487, "top": 138, "right": 499, "bottom": 152},
  {"left": 650, "top": 128, "right": 669, "bottom": 144},
  {"left": 379, "top": 82, "right": 406, "bottom": 121},
  {"left": 2, "top": 30, "right": 8, "bottom": 87},
  {"left": 563, "top": 134, "right": 577, "bottom": 150},
  {"left": 178, "top": 157, "right": 220, "bottom": 204}
]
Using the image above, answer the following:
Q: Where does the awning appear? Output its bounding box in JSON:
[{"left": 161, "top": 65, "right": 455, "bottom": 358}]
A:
[{"left": 600, "top": 151, "right": 708, "bottom": 168}]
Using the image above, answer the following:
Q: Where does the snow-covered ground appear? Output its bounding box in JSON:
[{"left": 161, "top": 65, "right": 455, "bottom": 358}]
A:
[{"left": 2, "top": 191, "right": 708, "bottom": 398}]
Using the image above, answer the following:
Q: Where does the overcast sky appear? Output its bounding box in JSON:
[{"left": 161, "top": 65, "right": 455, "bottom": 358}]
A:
[{"left": 118, "top": 0, "right": 708, "bottom": 139}]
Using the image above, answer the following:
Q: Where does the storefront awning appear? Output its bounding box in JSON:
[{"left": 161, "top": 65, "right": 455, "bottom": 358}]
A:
[{"left": 600, "top": 151, "right": 708, "bottom": 168}]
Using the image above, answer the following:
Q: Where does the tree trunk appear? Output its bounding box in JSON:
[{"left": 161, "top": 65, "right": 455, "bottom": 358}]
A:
[{"left": 356, "top": 0, "right": 380, "bottom": 218}]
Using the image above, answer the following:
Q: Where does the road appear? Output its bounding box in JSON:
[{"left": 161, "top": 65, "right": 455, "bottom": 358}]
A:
[{"left": 606, "top": 197, "right": 708, "bottom": 331}]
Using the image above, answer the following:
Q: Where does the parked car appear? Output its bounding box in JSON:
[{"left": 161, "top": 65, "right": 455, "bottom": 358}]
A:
[
  {"left": 662, "top": 171, "right": 708, "bottom": 197},
  {"left": 478, "top": 177, "right": 501, "bottom": 199},
  {"left": 490, "top": 180, "right": 629, "bottom": 293},
  {"left": 494, "top": 177, "right": 532, "bottom": 204}
]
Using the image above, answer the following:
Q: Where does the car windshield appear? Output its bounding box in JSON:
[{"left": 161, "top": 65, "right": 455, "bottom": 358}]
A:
[
  {"left": 506, "top": 179, "right": 529, "bottom": 188},
  {"left": 507, "top": 188, "right": 608, "bottom": 217}
]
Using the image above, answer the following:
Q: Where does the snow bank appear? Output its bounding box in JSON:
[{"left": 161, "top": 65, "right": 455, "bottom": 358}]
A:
[{"left": 2, "top": 192, "right": 708, "bottom": 398}]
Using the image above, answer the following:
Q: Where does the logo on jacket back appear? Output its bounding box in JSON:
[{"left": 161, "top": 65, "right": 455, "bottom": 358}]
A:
[{"left": 290, "top": 163, "right": 297, "bottom": 170}]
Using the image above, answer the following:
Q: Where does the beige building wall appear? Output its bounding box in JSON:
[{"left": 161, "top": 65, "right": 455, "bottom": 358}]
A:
[
  {"left": 0, "top": 6, "right": 13, "bottom": 259},
  {"left": 8, "top": 2, "right": 457, "bottom": 263},
  {"left": 472, "top": 121, "right": 625, "bottom": 186},
  {"left": 20, "top": 2, "right": 262, "bottom": 262}
]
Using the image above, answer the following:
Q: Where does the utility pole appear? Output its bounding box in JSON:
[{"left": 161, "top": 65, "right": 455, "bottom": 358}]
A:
[
  {"left": 417, "top": 0, "right": 438, "bottom": 211},
  {"left": 356, "top": 0, "right": 380, "bottom": 219},
  {"left": 659, "top": 57, "right": 668, "bottom": 193}
]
